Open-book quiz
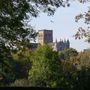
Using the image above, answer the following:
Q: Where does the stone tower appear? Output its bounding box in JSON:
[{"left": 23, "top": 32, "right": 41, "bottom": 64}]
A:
[{"left": 38, "top": 29, "right": 53, "bottom": 45}]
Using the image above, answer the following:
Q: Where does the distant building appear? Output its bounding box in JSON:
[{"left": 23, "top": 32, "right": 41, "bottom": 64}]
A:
[
  {"left": 52, "top": 39, "right": 70, "bottom": 51},
  {"left": 29, "top": 29, "right": 70, "bottom": 51},
  {"left": 38, "top": 30, "right": 53, "bottom": 45}
]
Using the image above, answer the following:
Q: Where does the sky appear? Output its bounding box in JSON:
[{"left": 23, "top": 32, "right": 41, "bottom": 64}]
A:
[{"left": 30, "top": 1, "right": 90, "bottom": 52}]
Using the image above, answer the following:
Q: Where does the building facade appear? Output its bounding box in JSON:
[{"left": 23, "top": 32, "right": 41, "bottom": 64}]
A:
[
  {"left": 38, "top": 30, "right": 53, "bottom": 45},
  {"left": 30, "top": 29, "right": 70, "bottom": 51},
  {"left": 52, "top": 39, "right": 70, "bottom": 51}
]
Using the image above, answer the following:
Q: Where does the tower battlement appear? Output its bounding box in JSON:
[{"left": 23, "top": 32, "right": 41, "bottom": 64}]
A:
[{"left": 38, "top": 29, "right": 53, "bottom": 45}]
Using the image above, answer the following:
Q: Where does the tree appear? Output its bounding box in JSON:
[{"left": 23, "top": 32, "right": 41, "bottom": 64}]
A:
[
  {"left": 59, "top": 49, "right": 90, "bottom": 89},
  {"left": 0, "top": 0, "right": 71, "bottom": 86},
  {"left": 0, "top": 0, "right": 70, "bottom": 86},
  {"left": 0, "top": 0, "right": 90, "bottom": 87},
  {"left": 65, "top": 0, "right": 89, "bottom": 43},
  {"left": 12, "top": 47, "right": 32, "bottom": 79},
  {"left": 10, "top": 79, "right": 31, "bottom": 87},
  {"left": 74, "top": 8, "right": 90, "bottom": 43},
  {"left": 28, "top": 45, "right": 61, "bottom": 87},
  {"left": 0, "top": 0, "right": 36, "bottom": 50},
  {"left": 78, "top": 49, "right": 90, "bottom": 68},
  {"left": 0, "top": 43, "right": 16, "bottom": 86},
  {"left": 0, "top": 0, "right": 70, "bottom": 50},
  {"left": 59, "top": 48, "right": 78, "bottom": 60}
]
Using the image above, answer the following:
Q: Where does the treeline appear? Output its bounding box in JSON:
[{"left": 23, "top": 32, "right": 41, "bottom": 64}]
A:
[
  {"left": 0, "top": 0, "right": 90, "bottom": 89},
  {"left": 0, "top": 44, "right": 90, "bottom": 89}
]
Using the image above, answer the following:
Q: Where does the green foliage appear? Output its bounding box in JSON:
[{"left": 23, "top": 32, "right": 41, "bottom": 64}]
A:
[
  {"left": 59, "top": 49, "right": 90, "bottom": 89},
  {"left": 0, "top": 0, "right": 69, "bottom": 86},
  {"left": 74, "top": 9, "right": 90, "bottom": 43},
  {"left": 0, "top": 44, "right": 32, "bottom": 86},
  {"left": 0, "top": 0, "right": 90, "bottom": 88},
  {"left": 59, "top": 48, "right": 78, "bottom": 60},
  {"left": 79, "top": 49, "right": 90, "bottom": 68},
  {"left": 0, "top": 0, "right": 69, "bottom": 50},
  {"left": 28, "top": 44, "right": 61, "bottom": 87},
  {"left": 0, "top": 44, "right": 16, "bottom": 85},
  {"left": 10, "top": 79, "right": 31, "bottom": 87},
  {"left": 12, "top": 47, "right": 32, "bottom": 79}
]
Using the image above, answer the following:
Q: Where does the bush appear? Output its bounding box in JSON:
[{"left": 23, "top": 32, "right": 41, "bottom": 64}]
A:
[
  {"left": 28, "top": 45, "right": 61, "bottom": 87},
  {"left": 10, "top": 79, "right": 31, "bottom": 87}
]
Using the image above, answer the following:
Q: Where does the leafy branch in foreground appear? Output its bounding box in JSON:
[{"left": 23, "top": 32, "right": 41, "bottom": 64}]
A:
[
  {"left": 0, "top": 0, "right": 71, "bottom": 50},
  {"left": 74, "top": 8, "right": 90, "bottom": 43}
]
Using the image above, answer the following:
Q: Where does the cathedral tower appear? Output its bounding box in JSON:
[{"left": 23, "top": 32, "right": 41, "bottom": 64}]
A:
[{"left": 38, "top": 29, "right": 53, "bottom": 45}]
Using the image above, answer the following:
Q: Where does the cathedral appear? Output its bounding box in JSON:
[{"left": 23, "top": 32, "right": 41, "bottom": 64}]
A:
[
  {"left": 38, "top": 29, "right": 70, "bottom": 51},
  {"left": 30, "top": 29, "right": 70, "bottom": 51},
  {"left": 52, "top": 39, "right": 70, "bottom": 51}
]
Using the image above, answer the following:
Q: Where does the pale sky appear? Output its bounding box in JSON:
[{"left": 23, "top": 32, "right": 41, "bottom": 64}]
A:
[{"left": 30, "top": 1, "right": 90, "bottom": 52}]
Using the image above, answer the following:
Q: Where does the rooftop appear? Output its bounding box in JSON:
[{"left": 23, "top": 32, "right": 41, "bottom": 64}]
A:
[{"left": 38, "top": 29, "right": 53, "bottom": 32}]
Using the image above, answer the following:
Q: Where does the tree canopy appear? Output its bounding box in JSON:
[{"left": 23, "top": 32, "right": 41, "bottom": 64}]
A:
[
  {"left": 0, "top": 0, "right": 70, "bottom": 50},
  {"left": 59, "top": 48, "right": 78, "bottom": 60},
  {"left": 0, "top": 0, "right": 90, "bottom": 49},
  {"left": 28, "top": 45, "right": 61, "bottom": 87},
  {"left": 0, "top": 0, "right": 90, "bottom": 88}
]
